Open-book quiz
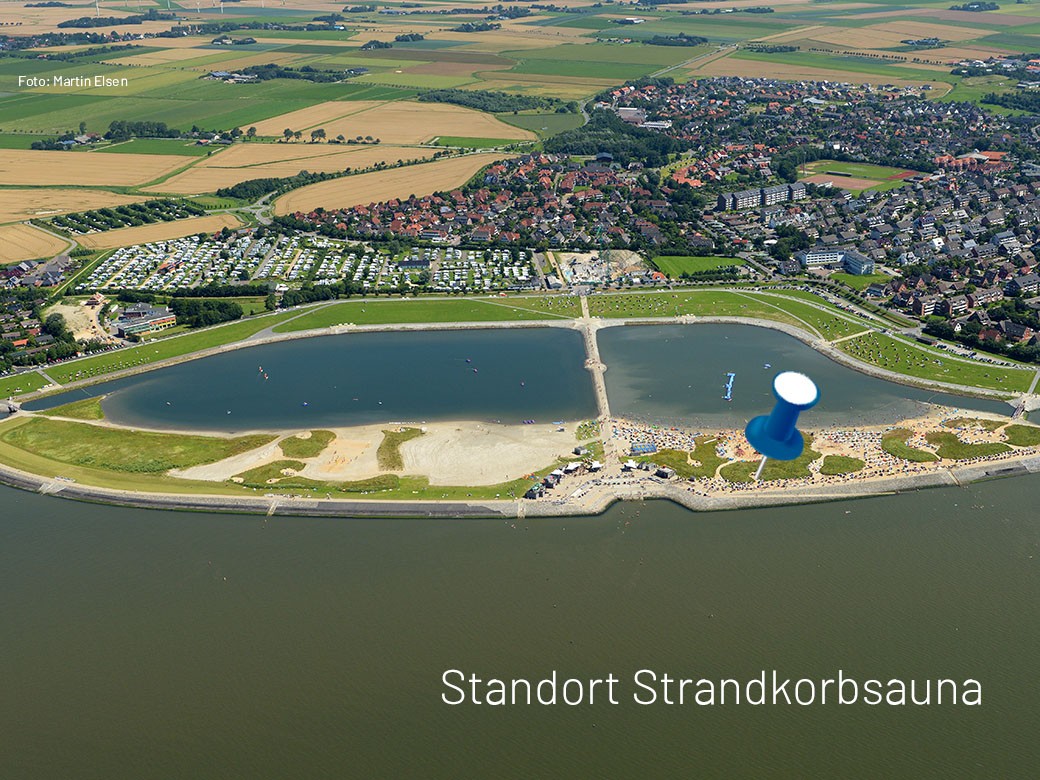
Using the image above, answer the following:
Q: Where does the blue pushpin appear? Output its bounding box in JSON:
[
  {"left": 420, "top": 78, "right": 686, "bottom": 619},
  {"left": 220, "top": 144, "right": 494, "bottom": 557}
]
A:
[{"left": 745, "top": 371, "right": 819, "bottom": 481}]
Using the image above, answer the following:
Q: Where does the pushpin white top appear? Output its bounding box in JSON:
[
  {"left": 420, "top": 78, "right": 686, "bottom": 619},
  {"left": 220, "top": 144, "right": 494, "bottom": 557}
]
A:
[{"left": 774, "top": 371, "right": 818, "bottom": 407}]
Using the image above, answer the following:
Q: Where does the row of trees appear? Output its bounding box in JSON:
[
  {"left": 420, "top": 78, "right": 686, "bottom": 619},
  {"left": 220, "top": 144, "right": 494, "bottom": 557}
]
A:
[
  {"left": 418, "top": 88, "right": 574, "bottom": 114},
  {"left": 168, "top": 299, "right": 243, "bottom": 329},
  {"left": 544, "top": 111, "right": 682, "bottom": 168}
]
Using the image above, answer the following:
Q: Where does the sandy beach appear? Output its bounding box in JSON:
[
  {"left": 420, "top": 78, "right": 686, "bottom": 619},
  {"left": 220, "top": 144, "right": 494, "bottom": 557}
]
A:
[{"left": 174, "top": 420, "right": 581, "bottom": 486}]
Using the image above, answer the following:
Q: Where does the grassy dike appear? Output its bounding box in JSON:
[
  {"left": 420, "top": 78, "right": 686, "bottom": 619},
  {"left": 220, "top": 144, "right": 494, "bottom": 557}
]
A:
[{"left": 0, "top": 412, "right": 573, "bottom": 502}]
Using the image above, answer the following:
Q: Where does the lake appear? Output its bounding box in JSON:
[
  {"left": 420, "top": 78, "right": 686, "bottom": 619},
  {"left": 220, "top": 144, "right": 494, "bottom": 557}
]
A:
[
  {"left": 26, "top": 325, "right": 1011, "bottom": 431},
  {"left": 28, "top": 328, "right": 597, "bottom": 431},
  {"left": 598, "top": 324, "right": 1012, "bottom": 427}
]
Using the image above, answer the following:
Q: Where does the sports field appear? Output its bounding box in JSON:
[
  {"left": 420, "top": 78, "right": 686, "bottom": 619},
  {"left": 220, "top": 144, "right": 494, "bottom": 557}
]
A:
[
  {"left": 799, "top": 160, "right": 919, "bottom": 194},
  {"left": 273, "top": 153, "right": 507, "bottom": 215}
]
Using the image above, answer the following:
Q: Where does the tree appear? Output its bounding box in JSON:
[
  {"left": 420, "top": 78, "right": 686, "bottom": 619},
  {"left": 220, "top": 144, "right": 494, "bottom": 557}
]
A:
[
  {"left": 247, "top": 126, "right": 257, "bottom": 140},
  {"left": 265, "top": 293, "right": 278, "bottom": 311},
  {"left": 283, "top": 128, "right": 293, "bottom": 142},
  {"left": 293, "top": 130, "right": 303, "bottom": 142},
  {"left": 336, "top": 134, "right": 345, "bottom": 144},
  {"left": 310, "top": 128, "right": 326, "bottom": 142},
  {"left": 78, "top": 121, "right": 87, "bottom": 135}
]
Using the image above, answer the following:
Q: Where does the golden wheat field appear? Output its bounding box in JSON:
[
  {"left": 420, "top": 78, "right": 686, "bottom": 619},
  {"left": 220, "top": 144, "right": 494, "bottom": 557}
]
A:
[
  {"left": 75, "top": 214, "right": 243, "bottom": 250},
  {"left": 0, "top": 224, "right": 68, "bottom": 264},
  {"left": 0, "top": 190, "right": 146, "bottom": 225},
  {"left": 273, "top": 153, "right": 509, "bottom": 215},
  {"left": 250, "top": 101, "right": 535, "bottom": 144},
  {"left": 146, "top": 143, "right": 441, "bottom": 194},
  {"left": 0, "top": 4, "right": 173, "bottom": 35},
  {"left": 0, "top": 150, "right": 195, "bottom": 187},
  {"left": 249, "top": 102, "right": 383, "bottom": 137},
  {"left": 102, "top": 47, "right": 221, "bottom": 66}
]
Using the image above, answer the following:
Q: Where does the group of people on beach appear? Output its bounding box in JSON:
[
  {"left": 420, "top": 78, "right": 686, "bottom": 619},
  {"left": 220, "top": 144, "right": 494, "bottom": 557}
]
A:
[{"left": 602, "top": 407, "right": 1032, "bottom": 496}]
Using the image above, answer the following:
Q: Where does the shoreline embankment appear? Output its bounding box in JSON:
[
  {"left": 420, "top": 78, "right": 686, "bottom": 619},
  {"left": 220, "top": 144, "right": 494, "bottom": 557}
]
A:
[{"left": 1, "top": 452, "right": 1038, "bottom": 520}]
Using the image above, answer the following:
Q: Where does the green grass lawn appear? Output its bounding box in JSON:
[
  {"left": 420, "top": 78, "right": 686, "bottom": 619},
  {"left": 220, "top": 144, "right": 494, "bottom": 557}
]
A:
[
  {"left": 831, "top": 272, "right": 890, "bottom": 291},
  {"left": 45, "top": 311, "right": 296, "bottom": 386},
  {"left": 1, "top": 416, "right": 273, "bottom": 473},
  {"left": 720, "top": 435, "right": 821, "bottom": 483},
  {"left": 838, "top": 332, "right": 1033, "bottom": 393},
  {"left": 274, "top": 296, "right": 577, "bottom": 332},
  {"left": 650, "top": 255, "right": 745, "bottom": 277},
  {"left": 39, "top": 397, "right": 105, "bottom": 420},
  {"left": 279, "top": 430, "right": 335, "bottom": 459},
  {"left": 0, "top": 134, "right": 41, "bottom": 149},
  {"left": 377, "top": 427, "right": 424, "bottom": 470},
  {"left": 925, "top": 431, "right": 1011, "bottom": 460},
  {"left": 587, "top": 289, "right": 861, "bottom": 340},
  {"left": 880, "top": 429, "right": 937, "bottom": 462},
  {"left": 0, "top": 372, "right": 51, "bottom": 399},
  {"left": 819, "top": 455, "right": 865, "bottom": 475},
  {"left": 587, "top": 290, "right": 804, "bottom": 329},
  {"left": 638, "top": 436, "right": 727, "bottom": 479},
  {"left": 495, "top": 111, "right": 584, "bottom": 137},
  {"left": 94, "top": 139, "right": 214, "bottom": 156},
  {"left": 1004, "top": 424, "right": 1040, "bottom": 447}
]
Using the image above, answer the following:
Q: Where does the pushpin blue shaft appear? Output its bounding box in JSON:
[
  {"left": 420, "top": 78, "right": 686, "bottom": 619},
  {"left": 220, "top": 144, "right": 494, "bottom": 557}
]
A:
[{"left": 745, "top": 371, "right": 819, "bottom": 481}]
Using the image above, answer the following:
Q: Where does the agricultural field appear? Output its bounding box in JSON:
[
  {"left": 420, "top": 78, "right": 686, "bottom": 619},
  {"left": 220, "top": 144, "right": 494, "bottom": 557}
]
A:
[
  {"left": 273, "top": 153, "right": 507, "bottom": 215},
  {"left": 0, "top": 223, "right": 68, "bottom": 264},
  {"left": 495, "top": 112, "right": 585, "bottom": 137},
  {"left": 0, "top": 148, "right": 195, "bottom": 187},
  {"left": 75, "top": 214, "right": 243, "bottom": 250},
  {"left": 94, "top": 139, "right": 216, "bottom": 156},
  {"left": 249, "top": 101, "right": 535, "bottom": 145},
  {"left": 0, "top": 189, "right": 145, "bottom": 225},
  {"left": 145, "top": 142, "right": 441, "bottom": 195}
]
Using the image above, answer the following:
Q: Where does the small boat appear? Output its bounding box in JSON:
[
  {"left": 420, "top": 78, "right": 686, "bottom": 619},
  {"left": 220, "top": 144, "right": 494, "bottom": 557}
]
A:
[
  {"left": 764, "top": 363, "right": 771, "bottom": 369},
  {"left": 302, "top": 402, "right": 309, "bottom": 407}
]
